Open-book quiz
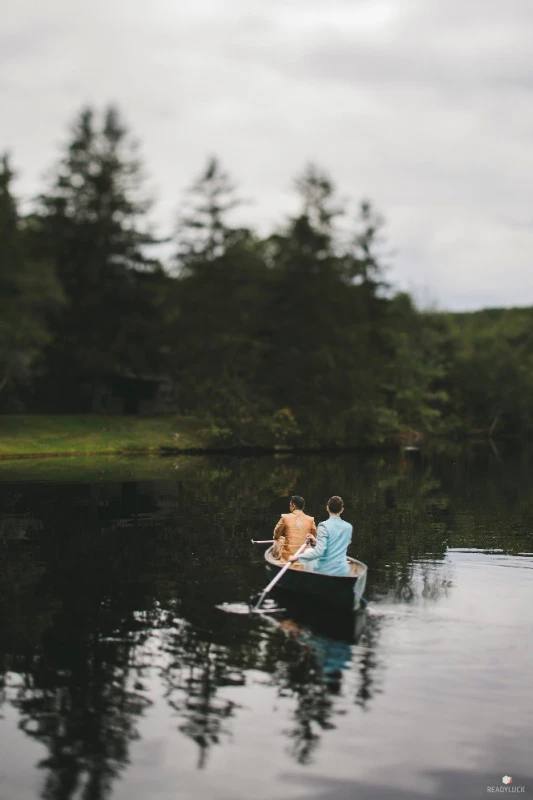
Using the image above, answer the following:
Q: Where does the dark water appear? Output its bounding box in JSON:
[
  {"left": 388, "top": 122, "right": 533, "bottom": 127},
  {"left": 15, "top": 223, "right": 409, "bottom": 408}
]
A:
[{"left": 1, "top": 447, "right": 532, "bottom": 800}]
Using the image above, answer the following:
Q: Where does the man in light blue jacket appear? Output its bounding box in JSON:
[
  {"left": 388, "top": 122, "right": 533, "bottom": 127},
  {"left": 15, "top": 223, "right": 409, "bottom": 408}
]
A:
[{"left": 289, "top": 495, "right": 352, "bottom": 577}]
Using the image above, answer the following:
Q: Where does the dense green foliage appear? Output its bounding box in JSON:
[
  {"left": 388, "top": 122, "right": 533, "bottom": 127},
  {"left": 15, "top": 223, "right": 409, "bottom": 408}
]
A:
[
  {"left": 1, "top": 105, "right": 532, "bottom": 445},
  {"left": 0, "top": 155, "right": 64, "bottom": 405}
]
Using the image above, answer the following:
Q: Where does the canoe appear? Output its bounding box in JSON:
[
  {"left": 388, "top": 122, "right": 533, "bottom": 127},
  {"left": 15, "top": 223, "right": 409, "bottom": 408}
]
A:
[{"left": 264, "top": 546, "right": 368, "bottom": 611}]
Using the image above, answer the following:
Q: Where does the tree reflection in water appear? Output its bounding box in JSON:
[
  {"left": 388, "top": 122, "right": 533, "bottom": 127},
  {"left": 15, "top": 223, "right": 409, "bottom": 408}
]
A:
[
  {"left": 9, "top": 614, "right": 153, "bottom": 800},
  {"left": 261, "top": 597, "right": 383, "bottom": 765},
  {"left": 159, "top": 618, "right": 245, "bottom": 769},
  {"left": 155, "top": 601, "right": 383, "bottom": 768}
]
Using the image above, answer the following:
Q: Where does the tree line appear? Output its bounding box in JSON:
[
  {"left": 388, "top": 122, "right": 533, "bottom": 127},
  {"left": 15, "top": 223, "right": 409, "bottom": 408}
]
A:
[{"left": 1, "top": 105, "right": 532, "bottom": 445}]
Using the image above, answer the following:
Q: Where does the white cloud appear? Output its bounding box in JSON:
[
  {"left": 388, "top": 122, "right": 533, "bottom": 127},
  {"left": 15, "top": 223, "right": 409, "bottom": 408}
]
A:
[{"left": 2, "top": 0, "right": 533, "bottom": 310}]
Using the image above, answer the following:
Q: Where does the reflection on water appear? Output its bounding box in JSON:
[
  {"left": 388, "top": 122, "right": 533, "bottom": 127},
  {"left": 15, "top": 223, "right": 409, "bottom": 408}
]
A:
[{"left": 0, "top": 446, "right": 532, "bottom": 799}]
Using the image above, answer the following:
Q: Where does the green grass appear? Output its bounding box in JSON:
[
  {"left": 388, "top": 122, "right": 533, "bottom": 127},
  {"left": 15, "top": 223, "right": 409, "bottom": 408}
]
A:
[
  {"left": 0, "top": 414, "right": 205, "bottom": 458},
  {"left": 0, "top": 452, "right": 207, "bottom": 483}
]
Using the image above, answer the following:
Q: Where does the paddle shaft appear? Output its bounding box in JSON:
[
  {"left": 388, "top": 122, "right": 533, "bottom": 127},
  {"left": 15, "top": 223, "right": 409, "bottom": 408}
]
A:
[
  {"left": 252, "top": 539, "right": 310, "bottom": 611},
  {"left": 250, "top": 539, "right": 275, "bottom": 544}
]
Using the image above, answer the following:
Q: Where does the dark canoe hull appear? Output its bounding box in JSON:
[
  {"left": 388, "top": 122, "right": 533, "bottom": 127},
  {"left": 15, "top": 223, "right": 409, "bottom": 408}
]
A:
[{"left": 264, "top": 547, "right": 368, "bottom": 611}]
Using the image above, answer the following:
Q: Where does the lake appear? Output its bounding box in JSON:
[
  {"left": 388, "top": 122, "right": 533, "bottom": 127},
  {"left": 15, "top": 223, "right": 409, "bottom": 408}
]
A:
[{"left": 0, "top": 446, "right": 532, "bottom": 800}]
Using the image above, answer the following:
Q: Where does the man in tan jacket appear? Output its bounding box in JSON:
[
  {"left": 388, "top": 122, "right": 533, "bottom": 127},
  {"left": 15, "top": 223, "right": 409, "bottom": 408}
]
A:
[{"left": 273, "top": 495, "right": 317, "bottom": 564}]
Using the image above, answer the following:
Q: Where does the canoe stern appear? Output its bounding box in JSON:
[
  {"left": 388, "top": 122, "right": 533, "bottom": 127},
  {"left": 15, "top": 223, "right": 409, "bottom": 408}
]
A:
[{"left": 264, "top": 547, "right": 368, "bottom": 611}]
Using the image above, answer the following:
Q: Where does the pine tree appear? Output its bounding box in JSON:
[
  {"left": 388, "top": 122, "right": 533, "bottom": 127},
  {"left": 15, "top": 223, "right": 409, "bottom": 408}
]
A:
[
  {"left": 35, "top": 106, "right": 166, "bottom": 409},
  {"left": 175, "top": 155, "right": 247, "bottom": 270},
  {"left": 292, "top": 162, "right": 343, "bottom": 259},
  {"left": 170, "top": 157, "right": 272, "bottom": 442},
  {"left": 258, "top": 164, "right": 351, "bottom": 441},
  {"left": 0, "top": 154, "right": 63, "bottom": 406}
]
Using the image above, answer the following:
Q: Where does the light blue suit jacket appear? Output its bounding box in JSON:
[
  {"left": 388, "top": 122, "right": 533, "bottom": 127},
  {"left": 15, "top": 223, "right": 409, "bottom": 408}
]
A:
[{"left": 298, "top": 516, "right": 352, "bottom": 576}]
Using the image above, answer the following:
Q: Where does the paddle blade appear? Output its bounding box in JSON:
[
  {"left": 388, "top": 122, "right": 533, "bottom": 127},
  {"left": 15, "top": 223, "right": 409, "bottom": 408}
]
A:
[{"left": 215, "top": 602, "right": 253, "bottom": 615}]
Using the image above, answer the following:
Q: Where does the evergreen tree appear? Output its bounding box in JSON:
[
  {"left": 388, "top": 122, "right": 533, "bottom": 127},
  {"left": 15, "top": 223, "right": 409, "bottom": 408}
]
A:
[
  {"left": 343, "top": 200, "right": 388, "bottom": 289},
  {"left": 292, "top": 162, "right": 343, "bottom": 259},
  {"left": 261, "top": 165, "right": 390, "bottom": 445},
  {"left": 175, "top": 155, "right": 247, "bottom": 270},
  {"left": 263, "top": 162, "right": 342, "bottom": 370},
  {"left": 35, "top": 106, "right": 166, "bottom": 410},
  {"left": 0, "top": 154, "right": 63, "bottom": 407},
  {"left": 170, "top": 157, "right": 272, "bottom": 442}
]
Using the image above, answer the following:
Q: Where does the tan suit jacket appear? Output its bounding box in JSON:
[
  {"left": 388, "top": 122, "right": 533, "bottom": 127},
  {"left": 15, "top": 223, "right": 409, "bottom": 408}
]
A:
[{"left": 273, "top": 510, "right": 317, "bottom": 563}]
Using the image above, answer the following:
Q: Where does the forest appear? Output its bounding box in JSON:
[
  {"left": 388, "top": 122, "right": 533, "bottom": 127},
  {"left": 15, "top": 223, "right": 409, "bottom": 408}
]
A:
[{"left": 1, "top": 105, "right": 532, "bottom": 448}]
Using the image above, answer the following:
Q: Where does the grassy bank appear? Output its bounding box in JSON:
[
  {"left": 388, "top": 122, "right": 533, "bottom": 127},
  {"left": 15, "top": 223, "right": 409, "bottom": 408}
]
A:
[
  {"left": 0, "top": 415, "right": 205, "bottom": 458},
  {"left": 0, "top": 453, "right": 209, "bottom": 482}
]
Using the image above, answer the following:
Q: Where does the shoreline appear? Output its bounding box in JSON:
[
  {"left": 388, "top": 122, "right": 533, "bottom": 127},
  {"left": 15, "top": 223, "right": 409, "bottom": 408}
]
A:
[
  {"left": 0, "top": 413, "right": 404, "bottom": 460},
  {"left": 0, "top": 443, "right": 400, "bottom": 461},
  {"left": 0, "top": 414, "right": 511, "bottom": 462}
]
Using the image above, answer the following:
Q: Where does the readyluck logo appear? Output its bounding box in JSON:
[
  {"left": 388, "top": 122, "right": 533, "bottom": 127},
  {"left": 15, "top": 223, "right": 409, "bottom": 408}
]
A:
[{"left": 486, "top": 775, "right": 526, "bottom": 793}]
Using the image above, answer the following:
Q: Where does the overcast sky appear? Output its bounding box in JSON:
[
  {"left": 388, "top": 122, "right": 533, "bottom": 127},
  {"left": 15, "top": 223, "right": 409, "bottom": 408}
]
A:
[{"left": 3, "top": 0, "right": 533, "bottom": 310}]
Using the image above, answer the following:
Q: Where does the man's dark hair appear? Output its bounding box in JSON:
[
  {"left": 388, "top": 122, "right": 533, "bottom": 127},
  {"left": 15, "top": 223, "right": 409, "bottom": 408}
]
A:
[
  {"left": 290, "top": 495, "right": 305, "bottom": 510},
  {"left": 327, "top": 496, "right": 344, "bottom": 514}
]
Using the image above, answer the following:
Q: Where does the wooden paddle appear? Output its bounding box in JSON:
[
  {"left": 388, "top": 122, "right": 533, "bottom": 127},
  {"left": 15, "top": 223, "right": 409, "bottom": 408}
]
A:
[{"left": 251, "top": 539, "right": 311, "bottom": 612}]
